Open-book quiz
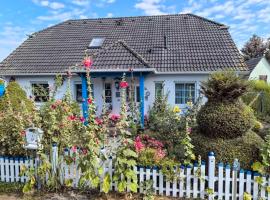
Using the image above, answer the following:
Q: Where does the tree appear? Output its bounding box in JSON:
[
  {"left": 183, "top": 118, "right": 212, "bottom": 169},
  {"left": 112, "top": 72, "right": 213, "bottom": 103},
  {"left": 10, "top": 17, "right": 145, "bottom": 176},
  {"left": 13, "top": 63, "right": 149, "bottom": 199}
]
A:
[{"left": 241, "top": 35, "right": 267, "bottom": 60}]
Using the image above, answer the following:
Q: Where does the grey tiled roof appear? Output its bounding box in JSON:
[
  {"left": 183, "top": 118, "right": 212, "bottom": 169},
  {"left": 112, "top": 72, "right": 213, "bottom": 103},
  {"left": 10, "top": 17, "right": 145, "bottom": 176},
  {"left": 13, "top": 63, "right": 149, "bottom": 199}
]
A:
[
  {"left": 245, "top": 56, "right": 262, "bottom": 71},
  {"left": 0, "top": 14, "right": 247, "bottom": 75}
]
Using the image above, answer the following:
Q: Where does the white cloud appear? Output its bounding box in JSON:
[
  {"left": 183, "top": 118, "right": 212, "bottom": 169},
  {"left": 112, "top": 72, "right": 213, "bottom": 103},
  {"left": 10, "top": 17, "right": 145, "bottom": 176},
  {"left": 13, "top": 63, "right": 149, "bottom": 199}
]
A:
[
  {"left": 71, "top": 0, "right": 90, "bottom": 6},
  {"left": 32, "top": 0, "right": 65, "bottom": 9},
  {"left": 37, "top": 8, "right": 85, "bottom": 21},
  {"left": 135, "top": 0, "right": 168, "bottom": 15},
  {"left": 106, "top": 13, "right": 114, "bottom": 17}
]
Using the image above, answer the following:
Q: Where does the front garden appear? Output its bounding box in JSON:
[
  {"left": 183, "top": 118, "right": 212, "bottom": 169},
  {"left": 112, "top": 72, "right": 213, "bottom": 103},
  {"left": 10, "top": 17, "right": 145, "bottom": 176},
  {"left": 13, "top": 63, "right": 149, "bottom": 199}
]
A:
[{"left": 0, "top": 58, "right": 270, "bottom": 199}]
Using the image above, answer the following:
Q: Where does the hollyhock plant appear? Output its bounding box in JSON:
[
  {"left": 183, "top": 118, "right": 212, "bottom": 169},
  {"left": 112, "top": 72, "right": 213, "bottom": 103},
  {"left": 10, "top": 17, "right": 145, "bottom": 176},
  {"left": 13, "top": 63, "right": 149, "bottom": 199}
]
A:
[
  {"left": 119, "top": 81, "right": 128, "bottom": 89},
  {"left": 87, "top": 98, "right": 93, "bottom": 104},
  {"left": 83, "top": 57, "right": 92, "bottom": 68},
  {"left": 95, "top": 117, "right": 103, "bottom": 125},
  {"left": 68, "top": 115, "right": 76, "bottom": 121}
]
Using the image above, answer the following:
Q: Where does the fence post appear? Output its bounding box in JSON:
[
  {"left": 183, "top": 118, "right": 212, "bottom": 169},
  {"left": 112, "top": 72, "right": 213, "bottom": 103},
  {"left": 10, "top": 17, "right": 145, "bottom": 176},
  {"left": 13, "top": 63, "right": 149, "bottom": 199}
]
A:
[
  {"left": 51, "top": 143, "right": 58, "bottom": 176},
  {"left": 232, "top": 159, "right": 240, "bottom": 200},
  {"left": 208, "top": 152, "right": 215, "bottom": 200}
]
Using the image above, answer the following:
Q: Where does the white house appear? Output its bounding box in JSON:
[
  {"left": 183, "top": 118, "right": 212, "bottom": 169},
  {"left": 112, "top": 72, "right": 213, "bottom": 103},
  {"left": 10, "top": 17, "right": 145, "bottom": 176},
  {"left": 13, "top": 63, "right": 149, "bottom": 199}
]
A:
[
  {"left": 246, "top": 56, "right": 270, "bottom": 83},
  {"left": 0, "top": 14, "right": 248, "bottom": 127}
]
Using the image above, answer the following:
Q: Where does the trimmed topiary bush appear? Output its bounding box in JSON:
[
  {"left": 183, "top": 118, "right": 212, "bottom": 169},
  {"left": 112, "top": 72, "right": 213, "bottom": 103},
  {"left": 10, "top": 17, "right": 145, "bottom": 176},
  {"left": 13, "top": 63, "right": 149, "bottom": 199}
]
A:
[
  {"left": 191, "top": 130, "right": 264, "bottom": 168},
  {"left": 197, "top": 100, "right": 255, "bottom": 139},
  {"left": 197, "top": 71, "right": 256, "bottom": 139}
]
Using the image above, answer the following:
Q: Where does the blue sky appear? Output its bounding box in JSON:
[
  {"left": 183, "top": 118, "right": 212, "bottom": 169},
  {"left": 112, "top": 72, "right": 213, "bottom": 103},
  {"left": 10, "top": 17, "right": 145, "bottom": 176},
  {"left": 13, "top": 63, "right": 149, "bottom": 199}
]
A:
[{"left": 0, "top": 0, "right": 269, "bottom": 61}]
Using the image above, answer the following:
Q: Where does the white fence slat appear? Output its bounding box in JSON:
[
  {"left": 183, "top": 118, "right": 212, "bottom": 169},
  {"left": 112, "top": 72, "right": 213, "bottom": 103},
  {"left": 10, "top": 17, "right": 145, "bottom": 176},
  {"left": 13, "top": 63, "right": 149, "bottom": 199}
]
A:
[
  {"left": 246, "top": 171, "right": 252, "bottom": 194},
  {"left": 238, "top": 169, "right": 244, "bottom": 200},
  {"left": 225, "top": 164, "right": 231, "bottom": 200},
  {"left": 0, "top": 156, "right": 4, "bottom": 182},
  {"left": 179, "top": 166, "right": 184, "bottom": 198},
  {"left": 218, "top": 162, "right": 224, "bottom": 200},
  {"left": 14, "top": 158, "right": 19, "bottom": 182},
  {"left": 268, "top": 177, "right": 270, "bottom": 200},
  {"left": 200, "top": 162, "right": 206, "bottom": 199},
  {"left": 139, "top": 167, "right": 144, "bottom": 193},
  {"left": 10, "top": 158, "right": 14, "bottom": 182},
  {"left": 261, "top": 176, "right": 266, "bottom": 199},
  {"left": 109, "top": 158, "right": 113, "bottom": 190},
  {"left": 253, "top": 173, "right": 259, "bottom": 200},
  {"left": 5, "top": 157, "right": 10, "bottom": 182},
  {"left": 208, "top": 153, "right": 215, "bottom": 200},
  {"left": 193, "top": 164, "right": 198, "bottom": 198},
  {"left": 186, "top": 166, "right": 191, "bottom": 198},
  {"left": 165, "top": 177, "right": 170, "bottom": 196},
  {"left": 159, "top": 169, "right": 164, "bottom": 195},
  {"left": 152, "top": 167, "right": 157, "bottom": 194},
  {"left": 232, "top": 169, "right": 237, "bottom": 200}
]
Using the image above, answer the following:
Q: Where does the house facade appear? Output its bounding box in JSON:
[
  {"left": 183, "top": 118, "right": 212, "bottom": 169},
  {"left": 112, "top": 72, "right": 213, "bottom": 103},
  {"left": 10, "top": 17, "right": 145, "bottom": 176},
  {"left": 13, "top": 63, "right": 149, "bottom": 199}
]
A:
[
  {"left": 0, "top": 14, "right": 247, "bottom": 127},
  {"left": 246, "top": 56, "right": 270, "bottom": 83}
]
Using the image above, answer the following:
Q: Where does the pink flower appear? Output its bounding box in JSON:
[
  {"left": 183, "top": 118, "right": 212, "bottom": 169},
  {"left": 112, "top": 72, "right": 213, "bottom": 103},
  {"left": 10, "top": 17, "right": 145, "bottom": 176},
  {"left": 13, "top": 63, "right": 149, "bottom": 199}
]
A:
[
  {"left": 154, "top": 148, "right": 166, "bottom": 161},
  {"left": 71, "top": 146, "right": 77, "bottom": 153},
  {"left": 120, "top": 81, "right": 128, "bottom": 88},
  {"left": 134, "top": 136, "right": 144, "bottom": 153},
  {"left": 110, "top": 114, "right": 121, "bottom": 121},
  {"left": 187, "top": 127, "right": 192, "bottom": 134},
  {"left": 82, "top": 148, "right": 87, "bottom": 155},
  {"left": 83, "top": 57, "right": 93, "bottom": 68},
  {"left": 68, "top": 115, "right": 76, "bottom": 121},
  {"left": 50, "top": 104, "right": 57, "bottom": 110},
  {"left": 95, "top": 117, "right": 103, "bottom": 125},
  {"left": 87, "top": 98, "right": 93, "bottom": 104}
]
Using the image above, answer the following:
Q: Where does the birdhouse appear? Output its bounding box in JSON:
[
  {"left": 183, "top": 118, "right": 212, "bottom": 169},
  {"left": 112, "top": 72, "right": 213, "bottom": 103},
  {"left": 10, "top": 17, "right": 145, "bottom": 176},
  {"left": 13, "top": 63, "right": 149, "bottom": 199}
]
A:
[{"left": 23, "top": 127, "right": 44, "bottom": 150}]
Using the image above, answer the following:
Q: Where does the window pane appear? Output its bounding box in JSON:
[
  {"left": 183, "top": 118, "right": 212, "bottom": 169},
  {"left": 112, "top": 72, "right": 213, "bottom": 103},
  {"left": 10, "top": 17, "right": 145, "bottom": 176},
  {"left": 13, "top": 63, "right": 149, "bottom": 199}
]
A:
[
  {"left": 136, "top": 86, "right": 140, "bottom": 102},
  {"left": 155, "top": 82, "right": 163, "bottom": 98},
  {"left": 32, "top": 83, "right": 49, "bottom": 102},
  {"left": 105, "top": 83, "right": 112, "bottom": 103},
  {"left": 175, "top": 83, "right": 195, "bottom": 104},
  {"left": 75, "top": 84, "right": 94, "bottom": 102}
]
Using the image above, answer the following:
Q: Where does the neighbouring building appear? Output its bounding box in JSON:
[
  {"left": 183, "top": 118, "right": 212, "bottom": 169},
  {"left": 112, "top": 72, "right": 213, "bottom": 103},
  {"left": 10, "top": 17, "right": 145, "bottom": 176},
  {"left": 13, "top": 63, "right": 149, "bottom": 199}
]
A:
[
  {"left": 246, "top": 56, "right": 270, "bottom": 83},
  {"left": 0, "top": 14, "right": 248, "bottom": 127}
]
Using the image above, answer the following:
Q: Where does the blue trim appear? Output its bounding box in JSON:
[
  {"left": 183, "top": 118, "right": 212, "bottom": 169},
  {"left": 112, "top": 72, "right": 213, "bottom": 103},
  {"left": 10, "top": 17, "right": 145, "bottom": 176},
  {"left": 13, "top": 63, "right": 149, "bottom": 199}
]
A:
[
  {"left": 139, "top": 75, "right": 144, "bottom": 128},
  {"left": 218, "top": 162, "right": 224, "bottom": 167},
  {"left": 82, "top": 72, "right": 151, "bottom": 78},
  {"left": 52, "top": 143, "right": 57, "bottom": 147},
  {"left": 225, "top": 164, "right": 230, "bottom": 169},
  {"left": 246, "top": 170, "right": 252, "bottom": 175},
  {"left": 81, "top": 74, "right": 89, "bottom": 122},
  {"left": 240, "top": 169, "right": 244, "bottom": 173},
  {"left": 0, "top": 84, "right": 5, "bottom": 97},
  {"left": 208, "top": 152, "right": 215, "bottom": 156}
]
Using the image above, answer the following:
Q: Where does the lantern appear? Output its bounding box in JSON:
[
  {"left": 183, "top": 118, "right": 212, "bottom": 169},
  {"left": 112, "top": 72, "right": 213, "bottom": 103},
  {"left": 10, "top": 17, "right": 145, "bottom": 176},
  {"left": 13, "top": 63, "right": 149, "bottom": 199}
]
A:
[{"left": 23, "top": 127, "right": 44, "bottom": 150}]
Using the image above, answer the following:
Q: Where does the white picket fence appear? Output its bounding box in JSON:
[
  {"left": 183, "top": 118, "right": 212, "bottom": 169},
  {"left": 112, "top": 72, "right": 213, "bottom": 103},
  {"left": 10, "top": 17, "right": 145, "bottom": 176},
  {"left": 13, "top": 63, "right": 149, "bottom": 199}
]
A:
[{"left": 0, "top": 149, "right": 269, "bottom": 200}]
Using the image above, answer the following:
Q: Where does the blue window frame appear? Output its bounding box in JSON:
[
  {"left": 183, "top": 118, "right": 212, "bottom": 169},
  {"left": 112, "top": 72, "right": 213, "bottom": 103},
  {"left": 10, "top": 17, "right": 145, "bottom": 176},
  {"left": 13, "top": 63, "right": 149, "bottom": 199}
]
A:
[{"left": 175, "top": 83, "right": 195, "bottom": 104}]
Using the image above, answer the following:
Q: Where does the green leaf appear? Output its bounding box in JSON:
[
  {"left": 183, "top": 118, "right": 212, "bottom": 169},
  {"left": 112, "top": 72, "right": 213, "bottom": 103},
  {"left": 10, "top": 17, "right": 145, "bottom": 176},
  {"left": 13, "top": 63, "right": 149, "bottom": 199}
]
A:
[
  {"left": 129, "top": 182, "right": 138, "bottom": 193},
  {"left": 65, "top": 179, "right": 73, "bottom": 187},
  {"left": 98, "top": 167, "right": 103, "bottom": 176},
  {"left": 118, "top": 181, "right": 126, "bottom": 192},
  {"left": 251, "top": 162, "right": 265, "bottom": 174},
  {"left": 102, "top": 173, "right": 111, "bottom": 193},
  {"left": 91, "top": 176, "right": 100, "bottom": 188}
]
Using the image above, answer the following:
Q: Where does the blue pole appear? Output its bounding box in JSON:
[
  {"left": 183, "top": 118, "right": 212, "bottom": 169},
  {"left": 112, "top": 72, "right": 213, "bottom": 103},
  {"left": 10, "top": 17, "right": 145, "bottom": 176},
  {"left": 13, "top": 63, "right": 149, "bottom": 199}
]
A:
[
  {"left": 139, "top": 75, "right": 144, "bottom": 128},
  {"left": 81, "top": 74, "right": 88, "bottom": 121}
]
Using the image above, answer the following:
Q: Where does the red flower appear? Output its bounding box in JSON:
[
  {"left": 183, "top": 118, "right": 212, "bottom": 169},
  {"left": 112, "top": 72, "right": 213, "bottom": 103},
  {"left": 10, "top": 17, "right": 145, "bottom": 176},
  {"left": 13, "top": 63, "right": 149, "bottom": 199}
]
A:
[
  {"left": 120, "top": 81, "right": 128, "bottom": 88},
  {"left": 79, "top": 117, "right": 85, "bottom": 122},
  {"left": 68, "top": 115, "right": 76, "bottom": 121},
  {"left": 82, "top": 148, "right": 88, "bottom": 155},
  {"left": 87, "top": 98, "right": 92, "bottom": 104},
  {"left": 134, "top": 136, "right": 144, "bottom": 153},
  {"left": 83, "top": 57, "right": 92, "bottom": 68},
  {"left": 95, "top": 117, "right": 103, "bottom": 125},
  {"left": 95, "top": 138, "right": 99, "bottom": 145},
  {"left": 50, "top": 104, "right": 57, "bottom": 110},
  {"left": 110, "top": 114, "right": 120, "bottom": 121},
  {"left": 20, "top": 130, "right": 26, "bottom": 137}
]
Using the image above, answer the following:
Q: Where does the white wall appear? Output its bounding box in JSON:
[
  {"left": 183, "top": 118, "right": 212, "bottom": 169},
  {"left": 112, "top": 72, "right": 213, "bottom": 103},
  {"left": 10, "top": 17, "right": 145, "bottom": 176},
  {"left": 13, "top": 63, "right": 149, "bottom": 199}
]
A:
[
  {"left": 4, "top": 73, "right": 209, "bottom": 115},
  {"left": 249, "top": 57, "right": 270, "bottom": 83}
]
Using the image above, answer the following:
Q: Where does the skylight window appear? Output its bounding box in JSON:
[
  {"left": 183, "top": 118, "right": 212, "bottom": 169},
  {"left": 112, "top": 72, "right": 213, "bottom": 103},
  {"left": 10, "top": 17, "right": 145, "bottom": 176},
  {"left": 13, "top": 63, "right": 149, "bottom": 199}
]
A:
[{"left": 89, "top": 37, "right": 105, "bottom": 48}]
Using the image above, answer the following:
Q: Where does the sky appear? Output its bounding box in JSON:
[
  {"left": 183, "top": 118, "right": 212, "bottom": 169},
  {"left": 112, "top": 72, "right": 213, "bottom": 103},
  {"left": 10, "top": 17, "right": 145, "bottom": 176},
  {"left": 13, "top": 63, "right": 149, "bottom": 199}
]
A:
[{"left": 0, "top": 0, "right": 269, "bottom": 61}]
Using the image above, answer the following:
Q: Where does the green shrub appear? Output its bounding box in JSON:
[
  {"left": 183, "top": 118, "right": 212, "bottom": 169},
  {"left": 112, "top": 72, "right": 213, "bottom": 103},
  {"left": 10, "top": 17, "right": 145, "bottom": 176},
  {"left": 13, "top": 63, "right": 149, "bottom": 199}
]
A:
[
  {"left": 0, "top": 81, "right": 34, "bottom": 113},
  {"left": 191, "top": 130, "right": 264, "bottom": 168},
  {"left": 197, "top": 100, "right": 255, "bottom": 139},
  {"left": 0, "top": 82, "right": 36, "bottom": 156},
  {"left": 242, "top": 80, "right": 270, "bottom": 121},
  {"left": 148, "top": 95, "right": 185, "bottom": 146}
]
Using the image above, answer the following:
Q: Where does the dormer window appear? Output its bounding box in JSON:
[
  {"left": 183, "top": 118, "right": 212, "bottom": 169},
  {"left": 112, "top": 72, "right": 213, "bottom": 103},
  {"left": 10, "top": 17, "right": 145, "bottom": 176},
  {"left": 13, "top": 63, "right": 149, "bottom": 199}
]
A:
[{"left": 89, "top": 37, "right": 105, "bottom": 48}]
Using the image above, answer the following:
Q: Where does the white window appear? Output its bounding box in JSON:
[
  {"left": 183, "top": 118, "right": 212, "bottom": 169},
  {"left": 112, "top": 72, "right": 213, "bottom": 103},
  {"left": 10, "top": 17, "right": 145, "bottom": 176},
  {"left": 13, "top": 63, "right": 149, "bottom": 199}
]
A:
[
  {"left": 75, "top": 83, "right": 94, "bottom": 102},
  {"left": 175, "top": 83, "right": 195, "bottom": 104},
  {"left": 31, "top": 82, "right": 49, "bottom": 102}
]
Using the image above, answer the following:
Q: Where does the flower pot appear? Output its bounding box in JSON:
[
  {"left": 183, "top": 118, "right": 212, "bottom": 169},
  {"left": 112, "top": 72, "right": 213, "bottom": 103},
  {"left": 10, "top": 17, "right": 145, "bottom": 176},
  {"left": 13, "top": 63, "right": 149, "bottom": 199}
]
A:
[{"left": 0, "top": 84, "right": 5, "bottom": 97}]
